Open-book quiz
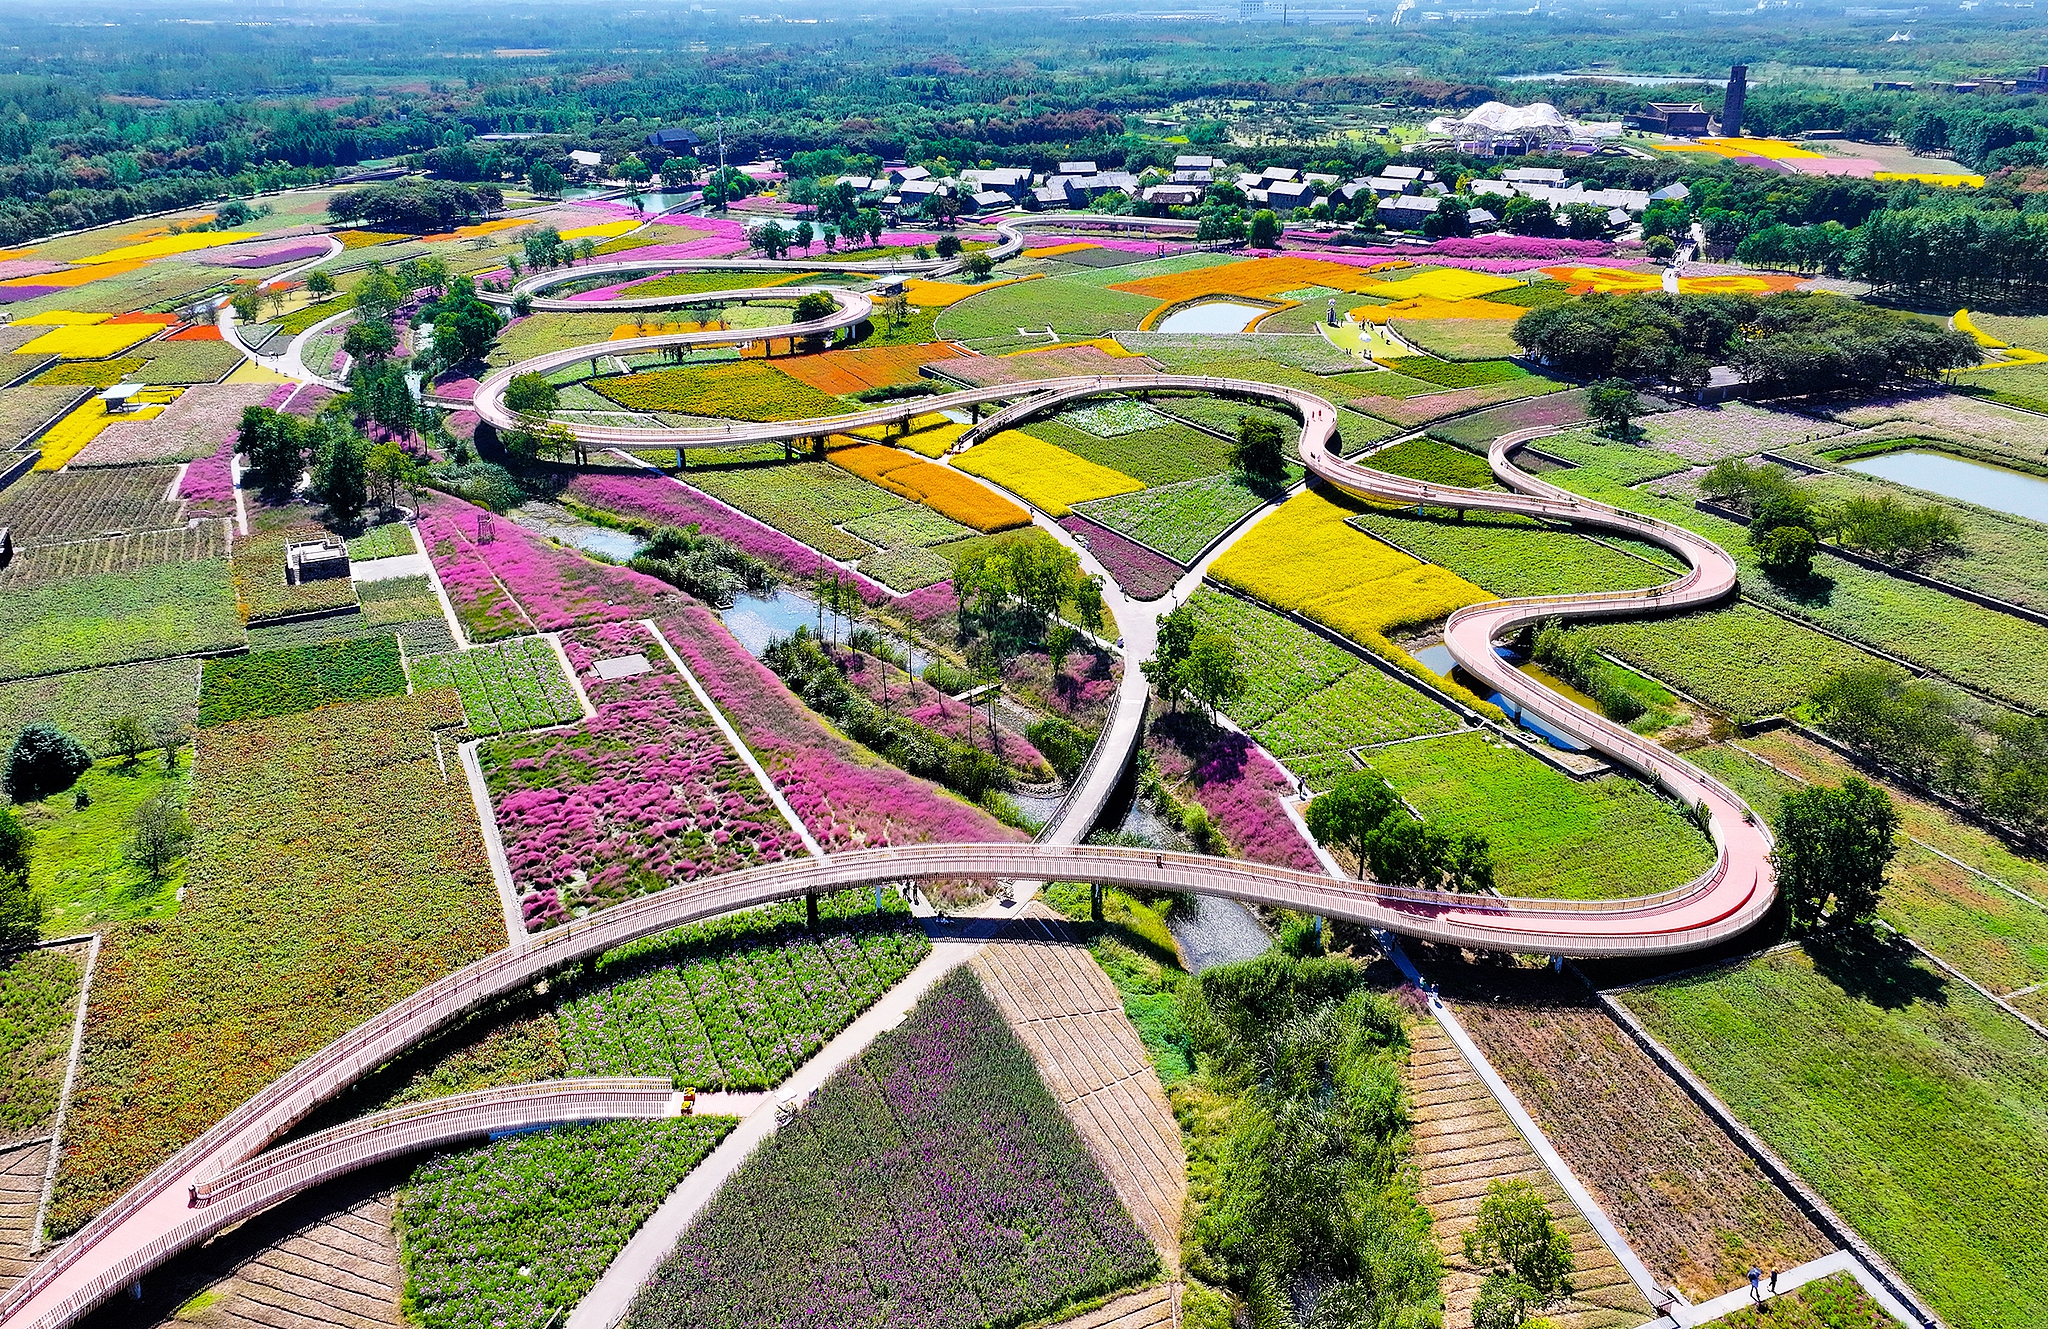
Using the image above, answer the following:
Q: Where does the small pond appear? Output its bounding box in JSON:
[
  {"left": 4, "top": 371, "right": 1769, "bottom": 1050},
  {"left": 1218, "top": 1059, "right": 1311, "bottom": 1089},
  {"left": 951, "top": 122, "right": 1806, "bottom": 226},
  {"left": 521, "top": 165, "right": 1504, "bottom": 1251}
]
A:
[
  {"left": 1840, "top": 448, "right": 2048, "bottom": 525},
  {"left": 506, "top": 502, "right": 643, "bottom": 561},
  {"left": 562, "top": 187, "right": 698, "bottom": 215},
  {"left": 1154, "top": 301, "right": 1268, "bottom": 335},
  {"left": 721, "top": 587, "right": 931, "bottom": 675},
  {"left": 1168, "top": 894, "right": 1273, "bottom": 972}
]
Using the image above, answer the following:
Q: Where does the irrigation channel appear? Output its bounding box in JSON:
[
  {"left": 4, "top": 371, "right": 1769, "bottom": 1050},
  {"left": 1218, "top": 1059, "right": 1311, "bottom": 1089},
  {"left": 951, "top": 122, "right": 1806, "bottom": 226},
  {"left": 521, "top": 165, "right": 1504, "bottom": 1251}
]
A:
[{"left": 9, "top": 213, "right": 1780, "bottom": 1329}]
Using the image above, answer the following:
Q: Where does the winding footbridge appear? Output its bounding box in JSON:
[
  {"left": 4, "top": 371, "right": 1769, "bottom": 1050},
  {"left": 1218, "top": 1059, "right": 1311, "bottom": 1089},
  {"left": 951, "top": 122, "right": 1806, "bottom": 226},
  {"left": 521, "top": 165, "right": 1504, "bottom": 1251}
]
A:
[{"left": 4, "top": 219, "right": 1776, "bottom": 1329}]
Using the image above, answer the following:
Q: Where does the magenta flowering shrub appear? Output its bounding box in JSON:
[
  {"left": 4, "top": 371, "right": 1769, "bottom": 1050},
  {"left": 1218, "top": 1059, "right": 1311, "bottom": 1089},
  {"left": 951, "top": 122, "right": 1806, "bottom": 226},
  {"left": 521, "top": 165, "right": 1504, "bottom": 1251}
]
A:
[
  {"left": 628, "top": 968, "right": 1156, "bottom": 1329},
  {"left": 1059, "top": 513, "right": 1180, "bottom": 601},
  {"left": 659, "top": 605, "right": 1024, "bottom": 849},
  {"left": 564, "top": 470, "right": 889, "bottom": 604},
  {"left": 1147, "top": 709, "right": 1321, "bottom": 872},
  {"left": 484, "top": 619, "right": 798, "bottom": 929},
  {"left": 839, "top": 650, "right": 1049, "bottom": 780},
  {"left": 281, "top": 384, "right": 335, "bottom": 417},
  {"left": 1006, "top": 647, "right": 1122, "bottom": 732},
  {"left": 419, "top": 493, "right": 675, "bottom": 640}
]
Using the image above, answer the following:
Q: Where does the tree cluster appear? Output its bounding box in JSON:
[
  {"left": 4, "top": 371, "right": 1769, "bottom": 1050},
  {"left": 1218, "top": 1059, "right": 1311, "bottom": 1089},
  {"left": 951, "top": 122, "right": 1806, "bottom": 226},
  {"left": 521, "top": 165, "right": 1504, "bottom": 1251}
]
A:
[
  {"left": 1144, "top": 604, "right": 1246, "bottom": 723},
  {"left": 629, "top": 523, "right": 778, "bottom": 608},
  {"left": 1702, "top": 459, "right": 1964, "bottom": 579},
  {"left": 1305, "top": 769, "right": 1495, "bottom": 892},
  {"left": 327, "top": 179, "right": 500, "bottom": 232}
]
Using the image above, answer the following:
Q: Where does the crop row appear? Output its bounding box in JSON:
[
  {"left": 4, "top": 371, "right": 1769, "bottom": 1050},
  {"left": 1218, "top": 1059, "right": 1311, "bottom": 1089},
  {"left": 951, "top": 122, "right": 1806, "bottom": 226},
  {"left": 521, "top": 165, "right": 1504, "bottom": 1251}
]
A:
[
  {"left": 931, "top": 274, "right": 1158, "bottom": 344},
  {"left": 557, "top": 891, "right": 930, "bottom": 1089},
  {"left": 411, "top": 637, "right": 584, "bottom": 736},
  {"left": 1060, "top": 512, "right": 1180, "bottom": 601},
  {"left": 830, "top": 443, "right": 1029, "bottom": 532},
  {"left": 399, "top": 1119, "right": 734, "bottom": 1329},
  {"left": 1375, "top": 354, "right": 1525, "bottom": 387},
  {"left": 199, "top": 634, "right": 408, "bottom": 728},
  {"left": 485, "top": 619, "right": 800, "bottom": 930},
  {"left": 0, "top": 464, "right": 186, "bottom": 547},
  {"left": 627, "top": 968, "right": 1156, "bottom": 1329},
  {"left": 0, "top": 947, "right": 85, "bottom": 1141},
  {"left": 1075, "top": 469, "right": 1285, "bottom": 564},
  {"left": 49, "top": 690, "right": 501, "bottom": 1236},
  {"left": 73, "top": 382, "right": 277, "bottom": 468},
  {"left": 0, "top": 558, "right": 242, "bottom": 684}
]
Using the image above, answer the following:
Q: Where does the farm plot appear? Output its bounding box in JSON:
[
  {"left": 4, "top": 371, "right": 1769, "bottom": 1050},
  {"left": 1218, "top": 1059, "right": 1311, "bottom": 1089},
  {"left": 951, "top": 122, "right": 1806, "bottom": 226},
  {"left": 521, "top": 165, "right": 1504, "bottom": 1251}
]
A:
[
  {"left": 1388, "top": 318, "right": 1525, "bottom": 361},
  {"left": 487, "top": 312, "right": 642, "bottom": 367},
  {"left": 1060, "top": 513, "right": 1182, "bottom": 601},
  {"left": 1621, "top": 945, "right": 2048, "bottom": 1329},
  {"left": 0, "top": 523, "right": 229, "bottom": 590},
  {"left": 555, "top": 889, "right": 929, "bottom": 1089},
  {"left": 1427, "top": 387, "right": 1595, "bottom": 449},
  {"left": 199, "top": 635, "right": 409, "bottom": 728},
  {"left": 0, "top": 948, "right": 84, "bottom": 1145},
  {"left": 1637, "top": 401, "right": 1851, "bottom": 464},
  {"left": 1366, "top": 731, "right": 1718, "bottom": 900},
  {"left": 1817, "top": 390, "right": 2048, "bottom": 465},
  {"left": 412, "top": 638, "right": 583, "bottom": 736},
  {"left": 954, "top": 429, "right": 1146, "bottom": 518},
  {"left": 482, "top": 619, "right": 798, "bottom": 931},
  {"left": 1022, "top": 414, "right": 1235, "bottom": 487},
  {"left": 0, "top": 558, "right": 242, "bottom": 682},
  {"left": 933, "top": 275, "right": 1160, "bottom": 345},
  {"left": 418, "top": 493, "right": 677, "bottom": 637},
  {"left": 246, "top": 574, "right": 452, "bottom": 656},
  {"left": 1363, "top": 436, "right": 1498, "bottom": 487},
  {"left": 1438, "top": 963, "right": 1827, "bottom": 1302},
  {"left": 1347, "top": 509, "right": 1679, "bottom": 598},
  {"left": 1355, "top": 376, "right": 1565, "bottom": 430},
  {"left": 830, "top": 443, "right": 1030, "bottom": 532},
  {"left": 72, "top": 382, "right": 273, "bottom": 466},
  {"left": 592, "top": 361, "right": 854, "bottom": 422},
  {"left": 232, "top": 511, "right": 361, "bottom": 625},
  {"left": 1374, "top": 355, "right": 1526, "bottom": 389},
  {"left": 772, "top": 341, "right": 966, "bottom": 394},
  {"left": 0, "top": 383, "right": 88, "bottom": 449},
  {"left": 684, "top": 459, "right": 901, "bottom": 561},
  {"left": 0, "top": 656, "right": 199, "bottom": 757},
  {"left": 1185, "top": 589, "right": 1461, "bottom": 761},
  {"left": 399, "top": 1119, "right": 733, "bottom": 1329},
  {"left": 1568, "top": 604, "right": 1890, "bottom": 724},
  {"left": 0, "top": 464, "right": 185, "bottom": 545},
  {"left": 48, "top": 690, "right": 500, "bottom": 1237},
  {"left": 1691, "top": 732, "right": 2048, "bottom": 997},
  {"left": 1076, "top": 470, "right": 1295, "bottom": 564},
  {"left": 625, "top": 968, "right": 1157, "bottom": 1329},
  {"left": 131, "top": 337, "right": 243, "bottom": 385}
]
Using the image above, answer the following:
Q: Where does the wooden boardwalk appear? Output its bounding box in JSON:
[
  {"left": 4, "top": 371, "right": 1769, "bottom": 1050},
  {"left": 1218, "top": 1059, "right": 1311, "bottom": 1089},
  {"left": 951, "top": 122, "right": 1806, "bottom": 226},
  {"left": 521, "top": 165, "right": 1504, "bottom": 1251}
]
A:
[
  {"left": 1404, "top": 1019, "right": 1652, "bottom": 1329},
  {"left": 971, "top": 904, "right": 1187, "bottom": 1267}
]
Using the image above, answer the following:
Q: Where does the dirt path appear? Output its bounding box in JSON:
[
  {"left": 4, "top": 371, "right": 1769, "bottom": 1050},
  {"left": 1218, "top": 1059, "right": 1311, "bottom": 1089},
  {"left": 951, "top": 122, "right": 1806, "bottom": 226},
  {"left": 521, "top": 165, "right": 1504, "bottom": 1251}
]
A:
[
  {"left": 970, "top": 903, "right": 1188, "bottom": 1266},
  {"left": 1444, "top": 967, "right": 1829, "bottom": 1301},
  {"left": 1404, "top": 1019, "right": 1652, "bottom": 1329},
  {"left": 0, "top": 1140, "right": 50, "bottom": 1286},
  {"left": 1047, "top": 1283, "right": 1175, "bottom": 1329},
  {"left": 80, "top": 1168, "right": 405, "bottom": 1329}
]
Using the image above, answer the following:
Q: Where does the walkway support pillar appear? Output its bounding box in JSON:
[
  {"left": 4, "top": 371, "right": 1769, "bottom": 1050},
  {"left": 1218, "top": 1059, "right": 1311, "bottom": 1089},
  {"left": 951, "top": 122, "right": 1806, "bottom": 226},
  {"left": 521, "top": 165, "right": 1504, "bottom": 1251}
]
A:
[
  {"left": 1090, "top": 883, "right": 1104, "bottom": 923},
  {"left": 806, "top": 892, "right": 819, "bottom": 930}
]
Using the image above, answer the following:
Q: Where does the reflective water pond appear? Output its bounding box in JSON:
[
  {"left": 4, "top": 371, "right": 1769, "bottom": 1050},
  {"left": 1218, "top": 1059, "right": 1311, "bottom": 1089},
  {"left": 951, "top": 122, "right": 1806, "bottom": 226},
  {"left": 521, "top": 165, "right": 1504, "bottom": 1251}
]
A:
[
  {"left": 1840, "top": 448, "right": 2048, "bottom": 525},
  {"left": 1154, "top": 301, "right": 1268, "bottom": 334},
  {"left": 721, "top": 587, "right": 932, "bottom": 676},
  {"left": 506, "top": 502, "right": 643, "bottom": 561}
]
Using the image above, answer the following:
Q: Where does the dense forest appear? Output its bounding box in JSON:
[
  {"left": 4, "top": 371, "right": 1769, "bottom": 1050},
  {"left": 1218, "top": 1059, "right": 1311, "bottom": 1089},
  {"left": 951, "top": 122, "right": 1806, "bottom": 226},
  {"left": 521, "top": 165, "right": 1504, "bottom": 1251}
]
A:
[{"left": 8, "top": 0, "right": 2048, "bottom": 244}]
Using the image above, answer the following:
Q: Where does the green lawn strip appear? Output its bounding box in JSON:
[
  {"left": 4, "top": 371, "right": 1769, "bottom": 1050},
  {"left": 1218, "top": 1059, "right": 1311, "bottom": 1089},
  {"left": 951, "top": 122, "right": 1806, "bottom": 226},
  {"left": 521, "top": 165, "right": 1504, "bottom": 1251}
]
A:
[
  {"left": 841, "top": 503, "right": 974, "bottom": 548},
  {"left": 1365, "top": 730, "right": 1716, "bottom": 900},
  {"left": 0, "top": 658, "right": 199, "bottom": 758},
  {"left": 591, "top": 361, "right": 854, "bottom": 423},
  {"left": 0, "top": 560, "right": 243, "bottom": 683},
  {"left": 1692, "top": 743, "right": 2048, "bottom": 995},
  {"left": 852, "top": 307, "right": 941, "bottom": 348},
  {"left": 933, "top": 275, "right": 1159, "bottom": 343},
  {"left": 1621, "top": 946, "right": 2048, "bottom": 1329},
  {"left": 1553, "top": 457, "right": 2048, "bottom": 711},
  {"left": 1379, "top": 353, "right": 1526, "bottom": 386},
  {"left": 1336, "top": 407, "right": 1399, "bottom": 456},
  {"left": 858, "top": 542, "right": 956, "bottom": 591},
  {"left": 1425, "top": 387, "right": 1596, "bottom": 449},
  {"left": 685, "top": 460, "right": 899, "bottom": 561},
  {"left": 1360, "top": 437, "right": 1499, "bottom": 488},
  {"left": 1122, "top": 332, "right": 1361, "bottom": 375},
  {"left": 1348, "top": 506, "right": 1680, "bottom": 598},
  {"left": 1075, "top": 470, "right": 1297, "bottom": 563},
  {"left": 1571, "top": 604, "right": 1893, "bottom": 725},
  {"left": 413, "top": 639, "right": 581, "bottom": 737},
  {"left": 398, "top": 1119, "right": 735, "bottom": 1329},
  {"left": 1706, "top": 1272, "right": 1903, "bottom": 1329},
  {"left": 346, "top": 522, "right": 415, "bottom": 560},
  {"left": 1388, "top": 318, "right": 1524, "bottom": 362},
  {"left": 18, "top": 753, "right": 192, "bottom": 936},
  {"left": 1183, "top": 589, "right": 1459, "bottom": 759},
  {"left": 1039, "top": 882, "right": 1196, "bottom": 1084},
  {"left": 48, "top": 691, "right": 501, "bottom": 1236},
  {"left": 1021, "top": 416, "right": 1235, "bottom": 487},
  {"left": 0, "top": 948, "right": 85, "bottom": 1142},
  {"left": 199, "top": 635, "right": 407, "bottom": 727},
  {"left": 1537, "top": 430, "right": 1696, "bottom": 485},
  {"left": 256, "top": 294, "right": 354, "bottom": 338},
  {"left": 489, "top": 312, "right": 649, "bottom": 368}
]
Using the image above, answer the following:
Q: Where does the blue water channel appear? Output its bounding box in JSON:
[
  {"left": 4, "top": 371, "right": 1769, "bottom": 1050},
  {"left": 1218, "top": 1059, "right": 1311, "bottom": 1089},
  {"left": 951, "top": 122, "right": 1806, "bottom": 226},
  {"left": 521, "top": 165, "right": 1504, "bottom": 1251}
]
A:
[
  {"left": 1840, "top": 448, "right": 2048, "bottom": 525},
  {"left": 1411, "top": 643, "right": 1588, "bottom": 753},
  {"left": 506, "top": 502, "right": 645, "bottom": 561},
  {"left": 721, "top": 587, "right": 931, "bottom": 676}
]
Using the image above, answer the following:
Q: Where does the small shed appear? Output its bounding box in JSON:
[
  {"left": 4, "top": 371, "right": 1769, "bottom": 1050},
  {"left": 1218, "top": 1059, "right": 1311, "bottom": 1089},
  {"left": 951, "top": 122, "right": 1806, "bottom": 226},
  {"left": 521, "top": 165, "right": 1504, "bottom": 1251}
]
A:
[{"left": 286, "top": 538, "right": 351, "bottom": 585}]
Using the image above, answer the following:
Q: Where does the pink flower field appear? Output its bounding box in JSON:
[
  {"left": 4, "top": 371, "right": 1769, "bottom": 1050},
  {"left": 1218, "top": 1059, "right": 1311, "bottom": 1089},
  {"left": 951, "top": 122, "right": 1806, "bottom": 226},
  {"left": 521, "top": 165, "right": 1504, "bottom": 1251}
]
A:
[
  {"left": 1147, "top": 709, "right": 1320, "bottom": 872},
  {"left": 419, "top": 492, "right": 676, "bottom": 640},
  {"left": 659, "top": 604, "right": 1023, "bottom": 850},
  {"left": 485, "top": 619, "right": 800, "bottom": 929}
]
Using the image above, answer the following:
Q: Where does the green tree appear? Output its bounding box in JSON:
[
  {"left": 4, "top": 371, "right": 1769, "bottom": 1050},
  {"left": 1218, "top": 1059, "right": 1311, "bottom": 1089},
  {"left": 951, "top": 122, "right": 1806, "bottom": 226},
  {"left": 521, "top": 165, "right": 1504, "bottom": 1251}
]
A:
[
  {"left": 1586, "top": 378, "right": 1641, "bottom": 440},
  {"left": 936, "top": 233, "right": 962, "bottom": 259},
  {"left": 229, "top": 286, "right": 260, "bottom": 323},
  {"left": 313, "top": 421, "right": 370, "bottom": 526},
  {"left": 1464, "top": 1180, "right": 1577, "bottom": 1325},
  {"left": 366, "top": 439, "right": 415, "bottom": 512},
  {"left": 504, "top": 372, "right": 559, "bottom": 419},
  {"left": 0, "top": 806, "right": 42, "bottom": 951},
  {"left": 1144, "top": 603, "right": 1199, "bottom": 711},
  {"left": 238, "top": 405, "right": 307, "bottom": 492},
  {"left": 793, "top": 291, "right": 835, "bottom": 323},
  {"left": 528, "top": 161, "right": 564, "bottom": 196},
  {"left": 435, "top": 296, "right": 501, "bottom": 365},
  {"left": 104, "top": 714, "right": 149, "bottom": 766},
  {"left": 351, "top": 263, "right": 406, "bottom": 322},
  {"left": 342, "top": 317, "right": 397, "bottom": 367},
  {"left": 963, "top": 252, "right": 994, "bottom": 280},
  {"left": 304, "top": 268, "right": 336, "bottom": 301},
  {"left": 1183, "top": 632, "right": 1245, "bottom": 722},
  {"left": 1305, "top": 771, "right": 1401, "bottom": 878},
  {"left": 1230, "top": 415, "right": 1288, "bottom": 484},
  {"left": 4, "top": 724, "right": 91, "bottom": 803},
  {"left": 1776, "top": 776, "right": 1899, "bottom": 929},
  {"left": 1756, "top": 524, "right": 1817, "bottom": 581},
  {"left": 129, "top": 792, "right": 190, "bottom": 882},
  {"left": 1248, "top": 208, "right": 1280, "bottom": 248}
]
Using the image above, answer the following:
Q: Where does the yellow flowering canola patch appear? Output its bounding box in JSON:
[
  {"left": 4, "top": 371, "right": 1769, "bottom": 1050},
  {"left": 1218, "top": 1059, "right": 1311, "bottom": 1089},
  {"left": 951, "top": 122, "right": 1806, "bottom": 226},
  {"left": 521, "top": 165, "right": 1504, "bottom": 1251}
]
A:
[
  {"left": 12, "top": 310, "right": 114, "bottom": 326},
  {"left": 15, "top": 323, "right": 164, "bottom": 359},
  {"left": 224, "top": 360, "right": 292, "bottom": 385},
  {"left": 1655, "top": 137, "right": 1823, "bottom": 161},
  {"left": 1114, "top": 255, "right": 1398, "bottom": 302},
  {"left": 1876, "top": 170, "right": 1985, "bottom": 188},
  {"left": 1004, "top": 336, "right": 1146, "bottom": 358},
  {"left": 559, "top": 219, "right": 642, "bottom": 242},
  {"left": 35, "top": 391, "right": 179, "bottom": 468},
  {"left": 830, "top": 443, "right": 1029, "bottom": 532},
  {"left": 1362, "top": 267, "right": 1524, "bottom": 302},
  {"left": 0, "top": 260, "right": 147, "bottom": 290},
  {"left": 1210, "top": 488, "right": 1492, "bottom": 652},
  {"left": 1540, "top": 264, "right": 1805, "bottom": 296},
  {"left": 1350, "top": 295, "right": 1526, "bottom": 324},
  {"left": 1952, "top": 310, "right": 2048, "bottom": 369},
  {"left": 334, "top": 230, "right": 408, "bottom": 249},
  {"left": 953, "top": 429, "right": 1145, "bottom": 518},
  {"left": 607, "top": 321, "right": 726, "bottom": 339},
  {"left": 76, "top": 231, "right": 261, "bottom": 264},
  {"left": 426, "top": 218, "right": 531, "bottom": 242},
  {"left": 900, "top": 275, "right": 1039, "bottom": 307},
  {"left": 1023, "top": 241, "right": 1100, "bottom": 257}
]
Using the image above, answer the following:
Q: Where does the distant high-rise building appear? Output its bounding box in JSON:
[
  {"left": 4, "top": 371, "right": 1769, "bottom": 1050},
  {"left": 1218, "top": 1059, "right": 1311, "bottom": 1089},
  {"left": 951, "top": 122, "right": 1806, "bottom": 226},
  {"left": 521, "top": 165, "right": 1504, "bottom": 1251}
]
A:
[{"left": 1723, "top": 64, "right": 1749, "bottom": 137}]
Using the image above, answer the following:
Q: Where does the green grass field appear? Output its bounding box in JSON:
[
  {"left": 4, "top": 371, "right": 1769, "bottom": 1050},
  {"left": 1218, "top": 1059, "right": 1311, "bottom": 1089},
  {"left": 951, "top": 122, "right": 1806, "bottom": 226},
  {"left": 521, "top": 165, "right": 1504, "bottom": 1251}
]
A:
[
  {"left": 1622, "top": 946, "right": 2048, "bottom": 1329},
  {"left": 933, "top": 276, "right": 1159, "bottom": 344},
  {"left": 1365, "top": 730, "right": 1717, "bottom": 900},
  {"left": 1347, "top": 508, "right": 1678, "bottom": 598},
  {"left": 0, "top": 560, "right": 243, "bottom": 683},
  {"left": 17, "top": 753, "right": 193, "bottom": 935}
]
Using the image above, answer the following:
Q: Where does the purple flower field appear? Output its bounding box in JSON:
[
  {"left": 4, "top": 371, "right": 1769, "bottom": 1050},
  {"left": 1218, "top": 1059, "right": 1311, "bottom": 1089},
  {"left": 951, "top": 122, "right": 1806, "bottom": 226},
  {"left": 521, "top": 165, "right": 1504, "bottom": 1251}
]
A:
[
  {"left": 483, "top": 619, "right": 798, "bottom": 929},
  {"left": 626, "top": 968, "right": 1156, "bottom": 1329},
  {"left": 1059, "top": 512, "right": 1180, "bottom": 601}
]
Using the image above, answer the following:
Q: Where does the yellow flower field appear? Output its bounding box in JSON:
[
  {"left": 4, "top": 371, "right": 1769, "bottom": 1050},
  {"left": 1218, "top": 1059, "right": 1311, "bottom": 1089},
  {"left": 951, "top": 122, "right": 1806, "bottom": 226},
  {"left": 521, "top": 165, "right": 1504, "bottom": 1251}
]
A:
[
  {"left": 900, "top": 275, "right": 1037, "bottom": 307},
  {"left": 1351, "top": 295, "right": 1526, "bottom": 324},
  {"left": 560, "top": 219, "right": 641, "bottom": 241},
  {"left": 1210, "top": 488, "right": 1492, "bottom": 661},
  {"left": 847, "top": 416, "right": 965, "bottom": 458},
  {"left": 15, "top": 323, "right": 163, "bottom": 359},
  {"left": 1362, "top": 267, "right": 1523, "bottom": 302},
  {"left": 13, "top": 310, "right": 114, "bottom": 326},
  {"left": 35, "top": 391, "right": 179, "bottom": 468},
  {"left": 831, "top": 443, "right": 1029, "bottom": 531},
  {"left": 334, "top": 230, "right": 408, "bottom": 249},
  {"left": 953, "top": 429, "right": 1144, "bottom": 517},
  {"left": 77, "top": 231, "right": 260, "bottom": 264}
]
